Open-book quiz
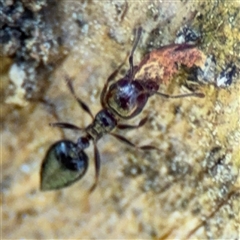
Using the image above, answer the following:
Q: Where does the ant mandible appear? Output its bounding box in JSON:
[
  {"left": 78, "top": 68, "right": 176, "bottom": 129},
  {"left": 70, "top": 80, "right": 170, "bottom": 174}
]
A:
[{"left": 40, "top": 27, "right": 204, "bottom": 191}]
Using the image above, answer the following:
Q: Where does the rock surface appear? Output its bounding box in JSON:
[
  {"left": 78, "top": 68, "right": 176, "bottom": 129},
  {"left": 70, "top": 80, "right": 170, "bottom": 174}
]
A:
[{"left": 1, "top": 0, "right": 239, "bottom": 239}]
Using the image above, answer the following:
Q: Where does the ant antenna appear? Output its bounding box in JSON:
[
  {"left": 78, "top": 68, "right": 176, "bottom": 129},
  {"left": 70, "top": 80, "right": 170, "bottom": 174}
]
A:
[
  {"left": 155, "top": 92, "right": 205, "bottom": 99},
  {"left": 129, "top": 27, "right": 142, "bottom": 78}
]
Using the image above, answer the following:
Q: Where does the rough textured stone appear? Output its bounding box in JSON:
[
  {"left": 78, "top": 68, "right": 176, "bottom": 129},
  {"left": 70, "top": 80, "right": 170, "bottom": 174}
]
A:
[{"left": 1, "top": 0, "right": 239, "bottom": 239}]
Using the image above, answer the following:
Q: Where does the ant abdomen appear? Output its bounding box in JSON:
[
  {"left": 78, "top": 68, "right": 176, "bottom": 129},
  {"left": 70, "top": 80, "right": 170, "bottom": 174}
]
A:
[{"left": 41, "top": 140, "right": 89, "bottom": 191}]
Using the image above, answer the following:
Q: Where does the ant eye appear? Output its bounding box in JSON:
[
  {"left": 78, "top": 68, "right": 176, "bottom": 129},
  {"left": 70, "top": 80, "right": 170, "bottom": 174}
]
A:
[{"left": 40, "top": 140, "right": 89, "bottom": 191}]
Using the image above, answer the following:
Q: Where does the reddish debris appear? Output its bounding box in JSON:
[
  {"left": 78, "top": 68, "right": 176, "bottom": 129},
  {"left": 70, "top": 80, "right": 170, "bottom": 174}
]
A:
[{"left": 135, "top": 43, "right": 207, "bottom": 85}]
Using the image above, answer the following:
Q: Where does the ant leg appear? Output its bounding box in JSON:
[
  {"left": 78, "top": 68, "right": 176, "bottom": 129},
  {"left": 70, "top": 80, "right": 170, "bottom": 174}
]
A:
[
  {"left": 38, "top": 98, "right": 74, "bottom": 138},
  {"left": 49, "top": 122, "right": 83, "bottom": 131},
  {"left": 100, "top": 27, "right": 143, "bottom": 106},
  {"left": 38, "top": 97, "right": 60, "bottom": 122},
  {"left": 100, "top": 54, "right": 128, "bottom": 107},
  {"left": 117, "top": 116, "right": 148, "bottom": 130},
  {"left": 154, "top": 91, "right": 205, "bottom": 99},
  {"left": 89, "top": 142, "right": 101, "bottom": 192},
  {"left": 64, "top": 75, "right": 94, "bottom": 119},
  {"left": 110, "top": 133, "right": 160, "bottom": 151}
]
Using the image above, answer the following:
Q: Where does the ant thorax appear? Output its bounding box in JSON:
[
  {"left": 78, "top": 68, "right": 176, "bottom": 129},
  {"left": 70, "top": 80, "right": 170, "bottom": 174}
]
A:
[{"left": 86, "top": 109, "right": 117, "bottom": 141}]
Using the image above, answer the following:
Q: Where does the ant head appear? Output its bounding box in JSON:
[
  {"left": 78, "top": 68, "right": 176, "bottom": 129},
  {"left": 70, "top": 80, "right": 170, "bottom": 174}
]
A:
[{"left": 41, "top": 140, "right": 89, "bottom": 191}]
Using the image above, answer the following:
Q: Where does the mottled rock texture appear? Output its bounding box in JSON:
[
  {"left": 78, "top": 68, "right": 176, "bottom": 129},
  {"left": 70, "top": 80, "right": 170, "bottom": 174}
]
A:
[{"left": 1, "top": 0, "right": 239, "bottom": 239}]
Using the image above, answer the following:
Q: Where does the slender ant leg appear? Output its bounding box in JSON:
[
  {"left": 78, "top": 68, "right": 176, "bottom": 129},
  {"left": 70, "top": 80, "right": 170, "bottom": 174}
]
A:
[
  {"left": 64, "top": 75, "right": 94, "bottom": 119},
  {"left": 89, "top": 142, "right": 101, "bottom": 192},
  {"left": 49, "top": 122, "right": 83, "bottom": 131},
  {"left": 100, "top": 54, "right": 128, "bottom": 107},
  {"left": 38, "top": 98, "right": 76, "bottom": 138},
  {"left": 110, "top": 133, "right": 160, "bottom": 152},
  {"left": 49, "top": 75, "right": 94, "bottom": 131},
  {"left": 117, "top": 116, "right": 148, "bottom": 130}
]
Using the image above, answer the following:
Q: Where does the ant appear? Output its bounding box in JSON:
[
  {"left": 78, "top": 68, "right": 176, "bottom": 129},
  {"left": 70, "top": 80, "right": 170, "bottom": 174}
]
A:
[{"left": 41, "top": 27, "right": 204, "bottom": 192}]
